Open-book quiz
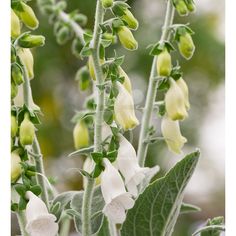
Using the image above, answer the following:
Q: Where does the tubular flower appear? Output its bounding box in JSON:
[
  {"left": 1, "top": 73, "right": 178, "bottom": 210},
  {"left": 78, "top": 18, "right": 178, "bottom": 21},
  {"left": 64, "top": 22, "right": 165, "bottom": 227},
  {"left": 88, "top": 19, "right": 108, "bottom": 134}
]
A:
[
  {"left": 17, "top": 2, "right": 39, "bottom": 29},
  {"left": 117, "top": 136, "right": 154, "bottom": 196},
  {"left": 11, "top": 151, "right": 22, "bottom": 183},
  {"left": 176, "top": 78, "right": 190, "bottom": 110},
  {"left": 73, "top": 120, "right": 90, "bottom": 150},
  {"left": 156, "top": 49, "right": 172, "bottom": 77},
  {"left": 101, "top": 158, "right": 134, "bottom": 224},
  {"left": 165, "top": 78, "right": 188, "bottom": 121},
  {"left": 25, "top": 191, "right": 58, "bottom": 236},
  {"left": 18, "top": 48, "right": 34, "bottom": 79},
  {"left": 178, "top": 32, "right": 195, "bottom": 60},
  {"left": 120, "top": 9, "right": 139, "bottom": 30},
  {"left": 161, "top": 116, "right": 187, "bottom": 154},
  {"left": 19, "top": 113, "right": 35, "bottom": 146},
  {"left": 114, "top": 82, "right": 139, "bottom": 130},
  {"left": 117, "top": 26, "right": 138, "bottom": 51},
  {"left": 11, "top": 9, "right": 21, "bottom": 38},
  {"left": 118, "top": 67, "right": 132, "bottom": 94}
]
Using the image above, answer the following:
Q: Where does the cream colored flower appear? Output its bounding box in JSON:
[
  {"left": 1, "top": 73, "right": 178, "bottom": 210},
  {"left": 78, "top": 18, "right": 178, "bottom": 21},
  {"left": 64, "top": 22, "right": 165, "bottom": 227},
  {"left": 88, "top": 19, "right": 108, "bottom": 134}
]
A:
[
  {"left": 176, "top": 77, "right": 190, "bottom": 110},
  {"left": 156, "top": 49, "right": 172, "bottom": 77},
  {"left": 73, "top": 121, "right": 90, "bottom": 150},
  {"left": 18, "top": 48, "right": 34, "bottom": 79},
  {"left": 118, "top": 67, "right": 132, "bottom": 94},
  {"left": 117, "top": 26, "right": 138, "bottom": 50},
  {"left": 11, "top": 9, "right": 21, "bottom": 38},
  {"left": 11, "top": 151, "right": 22, "bottom": 183}
]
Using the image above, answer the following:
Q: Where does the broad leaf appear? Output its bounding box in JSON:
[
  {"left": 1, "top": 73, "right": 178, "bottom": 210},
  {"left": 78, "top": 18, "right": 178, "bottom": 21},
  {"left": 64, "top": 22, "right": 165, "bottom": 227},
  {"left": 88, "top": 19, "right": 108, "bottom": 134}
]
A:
[
  {"left": 121, "top": 150, "right": 200, "bottom": 236},
  {"left": 96, "top": 217, "right": 110, "bottom": 236}
]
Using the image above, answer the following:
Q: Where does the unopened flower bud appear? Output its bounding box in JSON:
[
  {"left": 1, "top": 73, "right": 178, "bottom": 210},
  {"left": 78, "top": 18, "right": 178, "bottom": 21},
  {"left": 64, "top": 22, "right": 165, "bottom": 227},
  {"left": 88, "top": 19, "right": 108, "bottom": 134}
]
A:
[
  {"left": 165, "top": 78, "right": 188, "bottom": 120},
  {"left": 176, "top": 78, "right": 190, "bottom": 110},
  {"left": 102, "top": 33, "right": 116, "bottom": 44},
  {"left": 11, "top": 9, "right": 21, "bottom": 38},
  {"left": 102, "top": 0, "right": 114, "bottom": 8},
  {"left": 75, "top": 66, "right": 90, "bottom": 91},
  {"left": 11, "top": 115, "right": 18, "bottom": 138},
  {"left": 178, "top": 33, "right": 195, "bottom": 60},
  {"left": 117, "top": 26, "right": 138, "bottom": 51},
  {"left": 11, "top": 64, "right": 24, "bottom": 85},
  {"left": 11, "top": 151, "right": 22, "bottom": 183},
  {"left": 18, "top": 34, "right": 45, "bottom": 48},
  {"left": 156, "top": 49, "right": 172, "bottom": 77},
  {"left": 114, "top": 82, "right": 139, "bottom": 130},
  {"left": 118, "top": 67, "right": 132, "bottom": 94},
  {"left": 17, "top": 2, "right": 39, "bottom": 29},
  {"left": 175, "top": 0, "right": 189, "bottom": 16},
  {"left": 121, "top": 9, "right": 139, "bottom": 30},
  {"left": 73, "top": 121, "right": 90, "bottom": 150},
  {"left": 11, "top": 81, "right": 18, "bottom": 99},
  {"left": 56, "top": 26, "right": 71, "bottom": 45},
  {"left": 11, "top": 45, "right": 17, "bottom": 63},
  {"left": 18, "top": 48, "right": 34, "bottom": 79},
  {"left": 88, "top": 56, "right": 104, "bottom": 81},
  {"left": 19, "top": 113, "right": 35, "bottom": 146},
  {"left": 185, "top": 0, "right": 196, "bottom": 12},
  {"left": 161, "top": 116, "right": 187, "bottom": 154}
]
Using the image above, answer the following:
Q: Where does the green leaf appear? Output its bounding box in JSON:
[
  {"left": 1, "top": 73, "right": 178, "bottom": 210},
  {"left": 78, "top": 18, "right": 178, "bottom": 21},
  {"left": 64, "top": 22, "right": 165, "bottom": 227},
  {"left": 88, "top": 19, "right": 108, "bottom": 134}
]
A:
[
  {"left": 96, "top": 217, "right": 110, "bottom": 236},
  {"left": 121, "top": 150, "right": 200, "bottom": 236},
  {"left": 180, "top": 203, "right": 201, "bottom": 214},
  {"left": 71, "top": 186, "right": 105, "bottom": 235},
  {"left": 193, "top": 225, "right": 225, "bottom": 236}
]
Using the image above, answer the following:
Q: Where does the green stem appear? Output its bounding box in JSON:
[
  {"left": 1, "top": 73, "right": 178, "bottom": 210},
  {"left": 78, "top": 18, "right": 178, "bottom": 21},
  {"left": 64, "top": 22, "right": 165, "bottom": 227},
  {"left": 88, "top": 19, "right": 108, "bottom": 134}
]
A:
[
  {"left": 137, "top": 0, "right": 175, "bottom": 167},
  {"left": 81, "top": 1, "right": 104, "bottom": 236},
  {"left": 59, "top": 215, "right": 71, "bottom": 236},
  {"left": 16, "top": 211, "right": 29, "bottom": 236},
  {"left": 22, "top": 67, "right": 49, "bottom": 208}
]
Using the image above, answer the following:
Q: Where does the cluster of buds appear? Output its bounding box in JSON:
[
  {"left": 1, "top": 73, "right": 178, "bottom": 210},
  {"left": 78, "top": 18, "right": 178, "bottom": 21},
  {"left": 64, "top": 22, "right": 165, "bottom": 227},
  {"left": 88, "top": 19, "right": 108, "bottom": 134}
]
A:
[{"left": 172, "top": 0, "right": 196, "bottom": 16}]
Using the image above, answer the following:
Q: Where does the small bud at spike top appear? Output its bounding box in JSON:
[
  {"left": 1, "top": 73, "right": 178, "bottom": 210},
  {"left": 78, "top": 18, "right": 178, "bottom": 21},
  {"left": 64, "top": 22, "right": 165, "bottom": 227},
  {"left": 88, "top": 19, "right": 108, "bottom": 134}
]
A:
[
  {"left": 161, "top": 116, "right": 187, "bottom": 154},
  {"left": 17, "top": 2, "right": 39, "bottom": 30},
  {"left": 156, "top": 49, "right": 172, "bottom": 77},
  {"left": 178, "top": 33, "right": 195, "bottom": 60},
  {"left": 117, "top": 26, "right": 138, "bottom": 51},
  {"left": 118, "top": 67, "right": 132, "bottom": 94},
  {"left": 18, "top": 48, "right": 34, "bottom": 79},
  {"left": 176, "top": 78, "right": 190, "bottom": 110},
  {"left": 165, "top": 78, "right": 188, "bottom": 120},
  {"left": 19, "top": 113, "right": 35, "bottom": 146},
  {"left": 102, "top": 0, "right": 114, "bottom": 8},
  {"left": 173, "top": 0, "right": 189, "bottom": 16},
  {"left": 18, "top": 34, "right": 45, "bottom": 48},
  {"left": 121, "top": 9, "right": 139, "bottom": 30},
  {"left": 185, "top": 0, "right": 196, "bottom": 12},
  {"left": 11, "top": 151, "right": 22, "bottom": 183},
  {"left": 11, "top": 9, "right": 21, "bottom": 38},
  {"left": 11, "top": 115, "right": 18, "bottom": 138},
  {"left": 73, "top": 121, "right": 90, "bottom": 150},
  {"left": 114, "top": 82, "right": 139, "bottom": 131}
]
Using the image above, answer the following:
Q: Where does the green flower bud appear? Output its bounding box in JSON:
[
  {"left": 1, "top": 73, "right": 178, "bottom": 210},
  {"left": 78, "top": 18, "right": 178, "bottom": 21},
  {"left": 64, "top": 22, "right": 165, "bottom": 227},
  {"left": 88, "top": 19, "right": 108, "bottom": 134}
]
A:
[
  {"left": 75, "top": 66, "right": 90, "bottom": 91},
  {"left": 18, "top": 34, "right": 45, "bottom": 48},
  {"left": 156, "top": 49, "right": 172, "bottom": 77},
  {"left": 87, "top": 56, "right": 105, "bottom": 81},
  {"left": 11, "top": 115, "right": 18, "bottom": 138},
  {"left": 17, "top": 2, "right": 39, "bottom": 29},
  {"left": 73, "top": 121, "right": 90, "bottom": 150},
  {"left": 118, "top": 67, "right": 132, "bottom": 94},
  {"left": 11, "top": 45, "right": 17, "bottom": 63},
  {"left": 175, "top": 0, "right": 188, "bottom": 16},
  {"left": 117, "top": 26, "right": 138, "bottom": 51},
  {"left": 11, "top": 81, "right": 18, "bottom": 99},
  {"left": 11, "top": 63, "right": 24, "bottom": 85},
  {"left": 11, "top": 151, "right": 22, "bottom": 183},
  {"left": 18, "top": 48, "right": 34, "bottom": 79},
  {"left": 102, "top": 0, "right": 114, "bottom": 8},
  {"left": 11, "top": 9, "right": 21, "bottom": 38},
  {"left": 56, "top": 26, "right": 71, "bottom": 45},
  {"left": 19, "top": 113, "right": 35, "bottom": 146},
  {"left": 121, "top": 9, "right": 139, "bottom": 30},
  {"left": 178, "top": 33, "right": 195, "bottom": 60},
  {"left": 185, "top": 0, "right": 196, "bottom": 12},
  {"left": 102, "top": 33, "right": 117, "bottom": 44},
  {"left": 72, "top": 14, "right": 88, "bottom": 26}
]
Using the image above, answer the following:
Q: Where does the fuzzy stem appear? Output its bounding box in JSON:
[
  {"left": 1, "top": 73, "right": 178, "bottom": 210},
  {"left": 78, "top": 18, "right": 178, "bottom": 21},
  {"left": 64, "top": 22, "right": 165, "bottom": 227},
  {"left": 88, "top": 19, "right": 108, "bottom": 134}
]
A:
[
  {"left": 16, "top": 211, "right": 29, "bottom": 236},
  {"left": 81, "top": 1, "right": 104, "bottom": 236},
  {"left": 137, "top": 0, "right": 175, "bottom": 166},
  {"left": 22, "top": 67, "right": 49, "bottom": 208}
]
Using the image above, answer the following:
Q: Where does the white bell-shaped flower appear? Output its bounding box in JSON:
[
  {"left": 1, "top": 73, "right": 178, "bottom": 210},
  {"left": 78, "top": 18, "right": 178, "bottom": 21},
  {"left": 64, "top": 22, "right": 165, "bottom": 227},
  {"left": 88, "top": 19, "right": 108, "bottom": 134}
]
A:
[
  {"left": 161, "top": 116, "right": 187, "bottom": 154},
  {"left": 101, "top": 158, "right": 134, "bottom": 224},
  {"left": 25, "top": 191, "right": 58, "bottom": 236},
  {"left": 116, "top": 136, "right": 151, "bottom": 196}
]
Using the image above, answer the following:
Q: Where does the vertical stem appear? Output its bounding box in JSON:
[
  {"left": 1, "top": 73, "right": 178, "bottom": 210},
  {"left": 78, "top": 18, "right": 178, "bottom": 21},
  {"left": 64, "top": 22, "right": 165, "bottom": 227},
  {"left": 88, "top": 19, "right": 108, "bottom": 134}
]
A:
[
  {"left": 81, "top": 1, "right": 104, "bottom": 236},
  {"left": 137, "top": 0, "right": 175, "bottom": 167},
  {"left": 59, "top": 215, "right": 71, "bottom": 236},
  {"left": 22, "top": 66, "right": 49, "bottom": 208},
  {"left": 16, "top": 211, "right": 29, "bottom": 236}
]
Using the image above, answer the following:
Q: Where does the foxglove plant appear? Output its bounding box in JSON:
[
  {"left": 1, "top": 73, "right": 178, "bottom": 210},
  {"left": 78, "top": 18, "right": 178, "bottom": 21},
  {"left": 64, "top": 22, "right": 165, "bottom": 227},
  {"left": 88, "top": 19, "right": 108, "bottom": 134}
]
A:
[{"left": 11, "top": 0, "right": 225, "bottom": 235}]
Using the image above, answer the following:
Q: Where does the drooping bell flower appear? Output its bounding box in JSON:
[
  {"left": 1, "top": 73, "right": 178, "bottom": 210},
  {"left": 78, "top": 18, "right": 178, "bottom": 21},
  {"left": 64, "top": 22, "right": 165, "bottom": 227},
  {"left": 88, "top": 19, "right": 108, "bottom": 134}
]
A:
[
  {"left": 176, "top": 77, "right": 190, "bottom": 110},
  {"left": 18, "top": 48, "right": 34, "bottom": 79},
  {"left": 116, "top": 136, "right": 153, "bottom": 196},
  {"left": 25, "top": 191, "right": 58, "bottom": 236},
  {"left": 114, "top": 82, "right": 139, "bottom": 130},
  {"left": 118, "top": 67, "right": 132, "bottom": 94},
  {"left": 73, "top": 120, "right": 90, "bottom": 150},
  {"left": 165, "top": 78, "right": 188, "bottom": 121},
  {"left": 178, "top": 32, "right": 195, "bottom": 60},
  {"left": 11, "top": 151, "right": 22, "bottom": 183},
  {"left": 101, "top": 158, "right": 134, "bottom": 224},
  {"left": 120, "top": 9, "right": 139, "bottom": 30},
  {"left": 87, "top": 56, "right": 105, "bottom": 81},
  {"left": 156, "top": 48, "right": 172, "bottom": 77},
  {"left": 11, "top": 9, "right": 21, "bottom": 38},
  {"left": 161, "top": 116, "right": 187, "bottom": 154}
]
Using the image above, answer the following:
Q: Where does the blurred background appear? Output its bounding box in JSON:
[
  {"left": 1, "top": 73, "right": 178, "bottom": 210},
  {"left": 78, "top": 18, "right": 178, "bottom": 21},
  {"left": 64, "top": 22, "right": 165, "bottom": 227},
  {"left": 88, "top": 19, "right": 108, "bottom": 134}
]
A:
[{"left": 12, "top": 0, "right": 225, "bottom": 235}]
